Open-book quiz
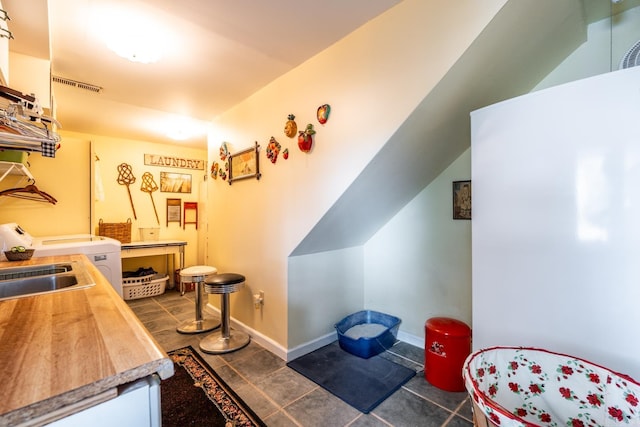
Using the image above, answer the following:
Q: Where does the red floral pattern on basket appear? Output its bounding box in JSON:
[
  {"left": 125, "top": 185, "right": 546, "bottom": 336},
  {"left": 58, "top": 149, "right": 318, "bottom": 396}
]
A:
[{"left": 463, "top": 347, "right": 640, "bottom": 427}]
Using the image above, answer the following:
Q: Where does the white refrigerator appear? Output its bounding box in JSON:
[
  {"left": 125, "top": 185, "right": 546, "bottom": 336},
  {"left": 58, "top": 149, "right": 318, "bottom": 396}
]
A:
[{"left": 471, "top": 66, "right": 640, "bottom": 379}]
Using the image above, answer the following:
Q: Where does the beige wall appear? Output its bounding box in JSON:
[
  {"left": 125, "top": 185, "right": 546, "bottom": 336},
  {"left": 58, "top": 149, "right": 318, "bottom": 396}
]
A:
[
  {"left": 1, "top": 129, "right": 206, "bottom": 279},
  {"left": 9, "top": 52, "right": 52, "bottom": 112},
  {"left": 365, "top": 149, "right": 472, "bottom": 338},
  {"left": 207, "top": 0, "right": 507, "bottom": 351},
  {"left": 89, "top": 133, "right": 207, "bottom": 270},
  {"left": 2, "top": 0, "right": 509, "bottom": 354},
  {"left": 0, "top": 134, "right": 91, "bottom": 236}
]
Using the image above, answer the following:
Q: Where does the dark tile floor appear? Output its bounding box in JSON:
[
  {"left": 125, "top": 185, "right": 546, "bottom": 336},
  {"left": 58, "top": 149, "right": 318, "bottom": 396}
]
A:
[{"left": 126, "top": 290, "right": 473, "bottom": 427}]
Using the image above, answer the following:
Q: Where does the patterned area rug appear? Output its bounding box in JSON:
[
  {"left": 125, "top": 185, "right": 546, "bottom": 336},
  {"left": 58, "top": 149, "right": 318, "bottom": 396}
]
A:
[{"left": 162, "top": 346, "right": 266, "bottom": 427}]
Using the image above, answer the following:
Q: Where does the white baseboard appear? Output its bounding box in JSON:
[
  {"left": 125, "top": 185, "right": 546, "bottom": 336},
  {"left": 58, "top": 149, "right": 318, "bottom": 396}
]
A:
[
  {"left": 206, "top": 303, "right": 425, "bottom": 361},
  {"left": 398, "top": 330, "right": 425, "bottom": 350},
  {"left": 286, "top": 332, "right": 337, "bottom": 362},
  {"left": 205, "top": 304, "right": 289, "bottom": 360}
]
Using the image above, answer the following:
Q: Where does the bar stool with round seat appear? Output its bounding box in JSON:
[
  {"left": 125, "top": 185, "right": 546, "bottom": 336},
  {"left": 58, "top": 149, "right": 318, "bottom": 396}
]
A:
[
  {"left": 199, "top": 273, "right": 251, "bottom": 354},
  {"left": 176, "top": 265, "right": 220, "bottom": 334}
]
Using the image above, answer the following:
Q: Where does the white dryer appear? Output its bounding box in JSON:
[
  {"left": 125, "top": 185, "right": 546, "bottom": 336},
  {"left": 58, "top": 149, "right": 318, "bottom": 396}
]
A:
[{"left": 0, "top": 223, "right": 123, "bottom": 297}]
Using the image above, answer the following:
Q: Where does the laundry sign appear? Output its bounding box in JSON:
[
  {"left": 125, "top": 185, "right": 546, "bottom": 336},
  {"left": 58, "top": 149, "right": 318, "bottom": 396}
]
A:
[{"left": 144, "top": 154, "right": 206, "bottom": 170}]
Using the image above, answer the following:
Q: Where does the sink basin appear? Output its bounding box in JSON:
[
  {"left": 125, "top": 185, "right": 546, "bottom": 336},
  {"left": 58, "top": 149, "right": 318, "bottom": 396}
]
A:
[
  {"left": 0, "top": 261, "right": 96, "bottom": 301},
  {"left": 0, "top": 263, "right": 75, "bottom": 280}
]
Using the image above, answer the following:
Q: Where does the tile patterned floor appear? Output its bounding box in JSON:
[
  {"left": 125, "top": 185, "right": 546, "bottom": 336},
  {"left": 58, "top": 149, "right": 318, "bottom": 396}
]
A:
[{"left": 126, "top": 290, "right": 474, "bottom": 427}]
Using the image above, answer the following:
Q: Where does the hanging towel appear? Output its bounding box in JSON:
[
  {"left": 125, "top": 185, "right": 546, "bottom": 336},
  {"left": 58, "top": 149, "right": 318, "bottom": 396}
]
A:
[
  {"left": 95, "top": 158, "right": 105, "bottom": 201},
  {"left": 41, "top": 141, "right": 57, "bottom": 157}
]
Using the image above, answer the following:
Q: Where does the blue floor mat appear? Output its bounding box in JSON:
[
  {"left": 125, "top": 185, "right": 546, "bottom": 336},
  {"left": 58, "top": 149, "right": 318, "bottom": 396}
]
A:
[{"left": 287, "top": 341, "right": 416, "bottom": 413}]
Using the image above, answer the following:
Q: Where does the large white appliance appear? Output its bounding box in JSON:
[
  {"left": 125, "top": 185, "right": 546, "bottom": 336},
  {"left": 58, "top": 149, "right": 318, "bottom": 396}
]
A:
[
  {"left": 0, "top": 223, "right": 123, "bottom": 297},
  {"left": 471, "top": 67, "right": 640, "bottom": 379}
]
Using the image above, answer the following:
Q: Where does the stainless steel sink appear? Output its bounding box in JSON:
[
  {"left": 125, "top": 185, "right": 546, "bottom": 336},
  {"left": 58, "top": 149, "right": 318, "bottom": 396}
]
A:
[{"left": 0, "top": 261, "right": 96, "bottom": 301}]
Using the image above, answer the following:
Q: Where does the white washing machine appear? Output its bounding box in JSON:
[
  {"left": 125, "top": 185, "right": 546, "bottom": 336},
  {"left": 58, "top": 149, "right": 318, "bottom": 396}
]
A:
[{"left": 0, "top": 223, "right": 123, "bottom": 297}]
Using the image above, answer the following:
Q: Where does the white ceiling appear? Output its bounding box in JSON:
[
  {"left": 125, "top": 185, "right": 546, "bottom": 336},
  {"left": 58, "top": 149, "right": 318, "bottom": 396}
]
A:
[{"left": 4, "top": 0, "right": 401, "bottom": 149}]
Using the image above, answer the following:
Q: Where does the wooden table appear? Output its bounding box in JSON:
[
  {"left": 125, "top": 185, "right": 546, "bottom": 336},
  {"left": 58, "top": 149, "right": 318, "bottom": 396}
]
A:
[{"left": 120, "top": 240, "right": 187, "bottom": 287}]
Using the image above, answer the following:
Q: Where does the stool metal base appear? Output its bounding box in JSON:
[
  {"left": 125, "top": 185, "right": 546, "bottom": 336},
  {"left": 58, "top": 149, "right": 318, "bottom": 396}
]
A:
[
  {"left": 199, "top": 329, "right": 250, "bottom": 354},
  {"left": 177, "top": 266, "right": 218, "bottom": 334},
  {"left": 177, "top": 318, "right": 220, "bottom": 334}
]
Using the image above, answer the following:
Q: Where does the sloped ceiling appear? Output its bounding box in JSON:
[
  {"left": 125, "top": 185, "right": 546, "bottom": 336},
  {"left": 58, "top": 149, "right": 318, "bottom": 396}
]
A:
[
  {"left": 291, "top": 0, "right": 591, "bottom": 256},
  {"left": 4, "top": 0, "right": 401, "bottom": 148}
]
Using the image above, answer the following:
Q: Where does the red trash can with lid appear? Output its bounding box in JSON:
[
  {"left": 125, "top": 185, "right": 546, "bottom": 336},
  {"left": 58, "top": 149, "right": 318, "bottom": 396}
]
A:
[{"left": 424, "top": 317, "right": 471, "bottom": 392}]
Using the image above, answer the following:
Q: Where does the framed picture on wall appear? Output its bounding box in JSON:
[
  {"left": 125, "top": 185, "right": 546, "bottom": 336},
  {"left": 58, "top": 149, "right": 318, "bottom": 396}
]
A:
[
  {"left": 228, "top": 142, "right": 261, "bottom": 184},
  {"left": 160, "top": 172, "right": 192, "bottom": 193},
  {"left": 453, "top": 180, "right": 471, "bottom": 220}
]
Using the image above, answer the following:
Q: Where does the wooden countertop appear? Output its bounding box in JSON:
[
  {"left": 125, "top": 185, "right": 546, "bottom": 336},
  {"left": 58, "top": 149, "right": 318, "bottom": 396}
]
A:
[{"left": 0, "top": 254, "right": 174, "bottom": 426}]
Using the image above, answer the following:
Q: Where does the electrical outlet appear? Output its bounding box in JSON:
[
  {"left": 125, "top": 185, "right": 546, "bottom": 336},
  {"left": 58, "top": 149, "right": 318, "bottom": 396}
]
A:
[{"left": 253, "top": 290, "right": 264, "bottom": 309}]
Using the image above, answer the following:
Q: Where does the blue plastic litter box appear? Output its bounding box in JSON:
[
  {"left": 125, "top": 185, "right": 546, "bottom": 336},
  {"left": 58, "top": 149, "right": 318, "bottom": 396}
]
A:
[{"left": 335, "top": 310, "right": 401, "bottom": 359}]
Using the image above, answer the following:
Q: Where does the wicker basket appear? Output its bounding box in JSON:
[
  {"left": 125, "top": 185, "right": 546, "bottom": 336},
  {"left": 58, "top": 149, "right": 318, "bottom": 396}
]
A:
[
  {"left": 3, "top": 249, "right": 35, "bottom": 261},
  {"left": 98, "top": 218, "right": 132, "bottom": 243},
  {"left": 122, "top": 274, "right": 168, "bottom": 300}
]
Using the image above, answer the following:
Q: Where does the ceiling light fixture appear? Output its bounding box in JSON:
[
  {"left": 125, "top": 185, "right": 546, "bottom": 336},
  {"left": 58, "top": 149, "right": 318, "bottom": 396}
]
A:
[
  {"left": 164, "top": 117, "right": 208, "bottom": 141},
  {"left": 91, "top": 5, "right": 167, "bottom": 64}
]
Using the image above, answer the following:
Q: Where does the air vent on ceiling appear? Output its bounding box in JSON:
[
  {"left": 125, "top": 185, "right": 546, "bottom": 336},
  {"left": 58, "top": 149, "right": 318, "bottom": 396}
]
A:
[
  {"left": 619, "top": 39, "right": 640, "bottom": 70},
  {"left": 52, "top": 76, "right": 103, "bottom": 94}
]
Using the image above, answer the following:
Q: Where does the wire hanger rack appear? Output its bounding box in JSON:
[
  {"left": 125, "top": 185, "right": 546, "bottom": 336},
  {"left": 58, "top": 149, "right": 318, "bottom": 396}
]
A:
[{"left": 0, "top": 85, "right": 61, "bottom": 157}]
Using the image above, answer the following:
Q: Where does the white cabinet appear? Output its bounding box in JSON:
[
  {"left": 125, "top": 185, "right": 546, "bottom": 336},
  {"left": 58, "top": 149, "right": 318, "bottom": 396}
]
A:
[
  {"left": 46, "top": 376, "right": 162, "bottom": 427},
  {"left": 471, "top": 67, "right": 640, "bottom": 379}
]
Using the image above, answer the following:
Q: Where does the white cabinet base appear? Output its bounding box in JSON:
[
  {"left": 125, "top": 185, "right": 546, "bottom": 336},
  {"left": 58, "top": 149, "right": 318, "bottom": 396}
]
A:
[{"left": 44, "top": 376, "right": 161, "bottom": 427}]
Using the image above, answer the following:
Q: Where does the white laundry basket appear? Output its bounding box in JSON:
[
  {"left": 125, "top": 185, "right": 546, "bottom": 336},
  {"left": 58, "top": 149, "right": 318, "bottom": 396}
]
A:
[{"left": 122, "top": 274, "right": 168, "bottom": 300}]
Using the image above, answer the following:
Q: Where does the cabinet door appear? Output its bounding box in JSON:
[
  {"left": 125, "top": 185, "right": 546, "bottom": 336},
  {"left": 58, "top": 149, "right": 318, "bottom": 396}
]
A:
[{"left": 48, "top": 377, "right": 160, "bottom": 427}]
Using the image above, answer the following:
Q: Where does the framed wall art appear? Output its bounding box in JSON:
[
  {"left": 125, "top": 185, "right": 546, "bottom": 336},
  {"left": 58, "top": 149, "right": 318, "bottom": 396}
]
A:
[
  {"left": 453, "top": 180, "right": 471, "bottom": 220},
  {"left": 160, "top": 172, "right": 192, "bottom": 193},
  {"left": 228, "top": 141, "right": 261, "bottom": 184}
]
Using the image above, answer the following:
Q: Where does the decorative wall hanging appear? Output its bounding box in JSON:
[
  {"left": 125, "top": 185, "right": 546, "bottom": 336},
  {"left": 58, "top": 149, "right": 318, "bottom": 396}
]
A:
[
  {"left": 284, "top": 114, "right": 297, "bottom": 138},
  {"left": 183, "top": 202, "right": 198, "bottom": 229},
  {"left": 140, "top": 172, "right": 160, "bottom": 225},
  {"left": 144, "top": 154, "right": 205, "bottom": 170},
  {"left": 317, "top": 104, "right": 330, "bottom": 124},
  {"left": 166, "top": 198, "right": 181, "bottom": 226},
  {"left": 266, "top": 136, "right": 281, "bottom": 164},
  {"left": 283, "top": 148, "right": 289, "bottom": 160},
  {"left": 219, "top": 142, "right": 229, "bottom": 161},
  {"left": 298, "top": 124, "right": 316, "bottom": 153},
  {"left": 210, "top": 162, "right": 219, "bottom": 179},
  {"left": 228, "top": 142, "right": 261, "bottom": 184},
  {"left": 452, "top": 180, "right": 471, "bottom": 220},
  {"left": 160, "top": 172, "right": 192, "bottom": 193},
  {"left": 116, "top": 163, "right": 137, "bottom": 219}
]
